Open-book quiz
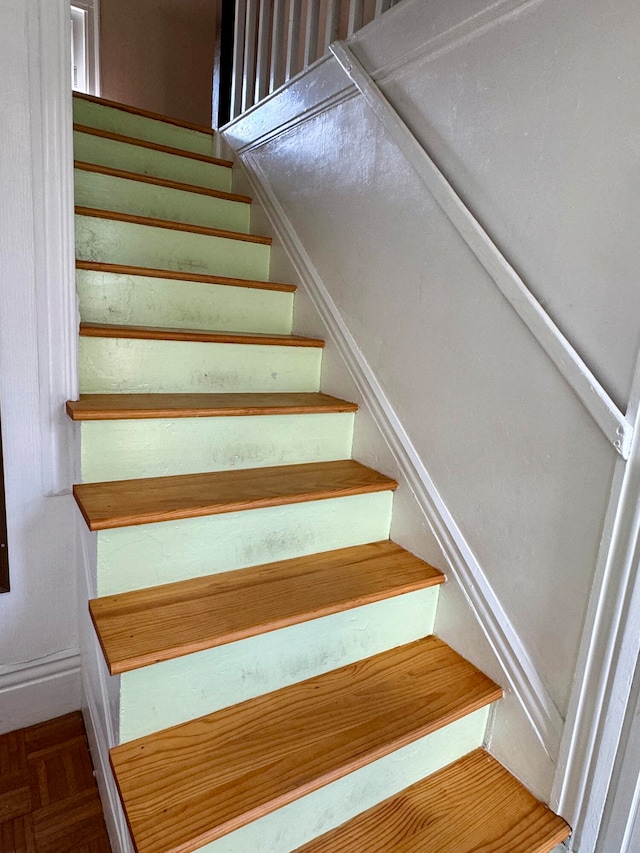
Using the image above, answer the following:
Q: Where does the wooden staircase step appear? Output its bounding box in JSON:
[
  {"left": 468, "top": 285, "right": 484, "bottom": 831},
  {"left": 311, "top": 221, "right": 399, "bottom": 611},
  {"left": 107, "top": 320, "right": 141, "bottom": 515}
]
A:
[
  {"left": 90, "top": 540, "right": 445, "bottom": 674},
  {"left": 66, "top": 392, "right": 357, "bottom": 420},
  {"left": 110, "top": 636, "right": 502, "bottom": 853},
  {"left": 73, "top": 92, "right": 216, "bottom": 136},
  {"left": 73, "top": 123, "right": 232, "bottom": 167},
  {"left": 294, "top": 748, "right": 571, "bottom": 853},
  {"left": 75, "top": 205, "right": 271, "bottom": 245},
  {"left": 79, "top": 323, "right": 324, "bottom": 347},
  {"left": 76, "top": 259, "right": 296, "bottom": 292},
  {"left": 73, "top": 459, "right": 397, "bottom": 531},
  {"left": 74, "top": 161, "right": 252, "bottom": 203}
]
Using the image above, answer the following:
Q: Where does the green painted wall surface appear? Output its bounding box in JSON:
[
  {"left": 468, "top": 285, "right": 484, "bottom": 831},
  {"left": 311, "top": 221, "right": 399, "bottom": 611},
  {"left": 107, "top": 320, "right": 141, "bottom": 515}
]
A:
[
  {"left": 79, "top": 338, "right": 322, "bottom": 394},
  {"left": 75, "top": 215, "right": 270, "bottom": 280},
  {"left": 119, "top": 588, "right": 440, "bottom": 741},
  {"left": 194, "top": 709, "right": 490, "bottom": 853},
  {"left": 73, "top": 97, "right": 215, "bottom": 155},
  {"left": 73, "top": 131, "right": 232, "bottom": 191},
  {"left": 97, "top": 492, "right": 394, "bottom": 595},
  {"left": 76, "top": 269, "right": 293, "bottom": 334},
  {"left": 74, "top": 168, "right": 250, "bottom": 233},
  {"left": 81, "top": 413, "right": 354, "bottom": 481}
]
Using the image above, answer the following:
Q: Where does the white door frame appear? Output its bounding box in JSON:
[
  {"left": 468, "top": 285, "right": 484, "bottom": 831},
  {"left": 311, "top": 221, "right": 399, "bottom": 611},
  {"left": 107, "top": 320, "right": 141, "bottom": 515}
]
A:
[{"left": 70, "top": 0, "right": 100, "bottom": 95}]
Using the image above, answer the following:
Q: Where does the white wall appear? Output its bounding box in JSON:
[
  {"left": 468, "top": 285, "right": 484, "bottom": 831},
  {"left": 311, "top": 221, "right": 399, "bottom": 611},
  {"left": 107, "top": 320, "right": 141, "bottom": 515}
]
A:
[
  {"left": 0, "top": 0, "right": 81, "bottom": 733},
  {"left": 225, "top": 0, "right": 638, "bottom": 806}
]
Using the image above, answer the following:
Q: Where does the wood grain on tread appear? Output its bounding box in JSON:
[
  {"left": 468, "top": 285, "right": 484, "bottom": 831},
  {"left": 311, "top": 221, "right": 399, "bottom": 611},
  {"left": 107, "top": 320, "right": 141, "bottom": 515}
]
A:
[
  {"left": 295, "top": 748, "right": 571, "bottom": 853},
  {"left": 90, "top": 541, "right": 445, "bottom": 673},
  {"left": 74, "top": 161, "right": 252, "bottom": 203},
  {"left": 79, "top": 322, "right": 324, "bottom": 347},
  {"left": 66, "top": 392, "right": 357, "bottom": 420},
  {"left": 110, "top": 637, "right": 502, "bottom": 853},
  {"left": 73, "top": 124, "right": 232, "bottom": 167},
  {"left": 76, "top": 259, "right": 296, "bottom": 292},
  {"left": 73, "top": 91, "right": 215, "bottom": 136},
  {"left": 73, "top": 459, "right": 397, "bottom": 531},
  {"left": 75, "top": 206, "right": 272, "bottom": 245}
]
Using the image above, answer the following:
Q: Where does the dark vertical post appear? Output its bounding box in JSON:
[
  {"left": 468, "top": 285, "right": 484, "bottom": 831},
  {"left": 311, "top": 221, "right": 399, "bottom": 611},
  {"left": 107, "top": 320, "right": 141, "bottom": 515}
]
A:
[
  {"left": 0, "top": 415, "right": 9, "bottom": 593},
  {"left": 212, "top": 0, "right": 236, "bottom": 128}
]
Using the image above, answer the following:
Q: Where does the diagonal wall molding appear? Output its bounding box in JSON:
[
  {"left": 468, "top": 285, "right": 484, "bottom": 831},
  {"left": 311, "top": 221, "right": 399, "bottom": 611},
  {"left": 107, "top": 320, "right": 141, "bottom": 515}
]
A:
[
  {"left": 329, "top": 41, "right": 631, "bottom": 459},
  {"left": 228, "top": 140, "right": 564, "bottom": 760}
]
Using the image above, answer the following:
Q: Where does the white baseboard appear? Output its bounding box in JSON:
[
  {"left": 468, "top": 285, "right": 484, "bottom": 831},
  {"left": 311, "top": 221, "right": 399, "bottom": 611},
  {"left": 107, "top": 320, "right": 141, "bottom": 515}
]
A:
[
  {"left": 0, "top": 648, "right": 81, "bottom": 734},
  {"left": 82, "top": 672, "right": 134, "bottom": 853}
]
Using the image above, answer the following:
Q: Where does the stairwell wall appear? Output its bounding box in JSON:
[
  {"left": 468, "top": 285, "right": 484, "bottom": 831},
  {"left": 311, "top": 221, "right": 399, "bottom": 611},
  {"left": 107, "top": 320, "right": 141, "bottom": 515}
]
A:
[
  {"left": 0, "top": 0, "right": 81, "bottom": 733},
  {"left": 224, "top": 0, "right": 639, "bottom": 807}
]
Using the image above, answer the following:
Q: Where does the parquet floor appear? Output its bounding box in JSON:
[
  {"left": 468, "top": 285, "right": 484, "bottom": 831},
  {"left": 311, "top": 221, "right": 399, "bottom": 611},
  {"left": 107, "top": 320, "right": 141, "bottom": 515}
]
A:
[{"left": 0, "top": 712, "right": 111, "bottom": 852}]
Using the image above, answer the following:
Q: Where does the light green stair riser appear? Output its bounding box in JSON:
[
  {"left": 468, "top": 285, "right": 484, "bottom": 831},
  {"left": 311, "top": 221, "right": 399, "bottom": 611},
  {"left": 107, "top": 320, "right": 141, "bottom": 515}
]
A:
[
  {"left": 120, "top": 586, "right": 440, "bottom": 741},
  {"left": 74, "top": 168, "right": 250, "bottom": 232},
  {"left": 76, "top": 269, "right": 293, "bottom": 334},
  {"left": 81, "top": 413, "right": 355, "bottom": 481},
  {"left": 75, "top": 211, "right": 270, "bottom": 281},
  {"left": 193, "top": 709, "right": 491, "bottom": 853},
  {"left": 73, "top": 97, "right": 215, "bottom": 155},
  {"left": 75, "top": 214, "right": 269, "bottom": 280},
  {"left": 97, "top": 491, "right": 394, "bottom": 595},
  {"left": 79, "top": 338, "right": 322, "bottom": 394},
  {"left": 74, "top": 131, "right": 232, "bottom": 191}
]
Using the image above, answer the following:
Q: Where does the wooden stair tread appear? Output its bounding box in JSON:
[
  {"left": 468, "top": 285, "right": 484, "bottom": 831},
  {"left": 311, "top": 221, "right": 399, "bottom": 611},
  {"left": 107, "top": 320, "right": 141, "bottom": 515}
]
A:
[
  {"left": 73, "top": 91, "right": 215, "bottom": 136},
  {"left": 73, "top": 123, "right": 232, "bottom": 167},
  {"left": 79, "top": 322, "right": 324, "bottom": 347},
  {"left": 75, "top": 205, "right": 272, "bottom": 245},
  {"left": 76, "top": 260, "right": 296, "bottom": 292},
  {"left": 66, "top": 392, "right": 358, "bottom": 420},
  {"left": 294, "top": 748, "right": 570, "bottom": 853},
  {"left": 110, "top": 637, "right": 502, "bottom": 853},
  {"left": 73, "top": 459, "right": 397, "bottom": 531},
  {"left": 90, "top": 540, "right": 445, "bottom": 674},
  {"left": 74, "top": 160, "right": 252, "bottom": 203}
]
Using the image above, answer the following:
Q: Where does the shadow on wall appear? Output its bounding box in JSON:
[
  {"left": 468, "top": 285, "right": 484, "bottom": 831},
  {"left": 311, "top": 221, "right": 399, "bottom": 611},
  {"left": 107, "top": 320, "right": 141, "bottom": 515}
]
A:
[{"left": 100, "top": 0, "right": 216, "bottom": 126}]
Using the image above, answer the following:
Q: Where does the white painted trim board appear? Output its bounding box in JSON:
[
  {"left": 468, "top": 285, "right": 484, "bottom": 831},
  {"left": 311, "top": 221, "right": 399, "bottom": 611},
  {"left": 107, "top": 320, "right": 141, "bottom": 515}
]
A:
[
  {"left": 0, "top": 649, "right": 81, "bottom": 735},
  {"left": 27, "top": 0, "right": 80, "bottom": 499}
]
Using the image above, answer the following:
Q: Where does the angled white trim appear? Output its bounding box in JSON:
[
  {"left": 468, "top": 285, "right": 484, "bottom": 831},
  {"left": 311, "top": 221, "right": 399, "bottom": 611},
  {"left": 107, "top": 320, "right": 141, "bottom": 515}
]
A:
[
  {"left": 330, "top": 41, "right": 631, "bottom": 459},
  {"left": 226, "top": 142, "right": 564, "bottom": 759},
  {"left": 28, "top": 0, "right": 80, "bottom": 497}
]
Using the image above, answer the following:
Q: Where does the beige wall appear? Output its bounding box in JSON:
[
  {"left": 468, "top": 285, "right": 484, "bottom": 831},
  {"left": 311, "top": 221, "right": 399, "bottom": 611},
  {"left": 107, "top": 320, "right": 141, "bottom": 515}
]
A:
[{"left": 100, "top": 0, "right": 216, "bottom": 127}]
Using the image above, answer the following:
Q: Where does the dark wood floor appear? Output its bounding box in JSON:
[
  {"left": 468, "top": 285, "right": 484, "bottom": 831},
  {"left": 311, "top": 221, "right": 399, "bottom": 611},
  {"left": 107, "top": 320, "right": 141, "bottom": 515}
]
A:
[{"left": 0, "top": 712, "right": 111, "bottom": 852}]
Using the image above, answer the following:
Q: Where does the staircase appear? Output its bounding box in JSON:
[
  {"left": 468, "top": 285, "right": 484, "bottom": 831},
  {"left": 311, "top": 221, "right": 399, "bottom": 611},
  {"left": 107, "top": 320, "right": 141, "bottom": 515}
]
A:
[{"left": 69, "top": 92, "right": 571, "bottom": 853}]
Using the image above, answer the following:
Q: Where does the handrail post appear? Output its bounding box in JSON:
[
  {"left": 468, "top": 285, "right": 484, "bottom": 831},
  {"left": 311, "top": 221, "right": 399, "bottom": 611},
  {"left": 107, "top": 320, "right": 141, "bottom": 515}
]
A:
[
  {"left": 241, "top": 0, "right": 259, "bottom": 113},
  {"left": 255, "top": 0, "right": 272, "bottom": 102},
  {"left": 230, "top": 0, "right": 247, "bottom": 119},
  {"left": 323, "top": 0, "right": 340, "bottom": 51},
  {"left": 303, "top": 0, "right": 321, "bottom": 67},
  {"left": 347, "top": 0, "right": 364, "bottom": 37},
  {"left": 269, "top": 0, "right": 286, "bottom": 93},
  {"left": 285, "top": 0, "right": 302, "bottom": 82}
]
